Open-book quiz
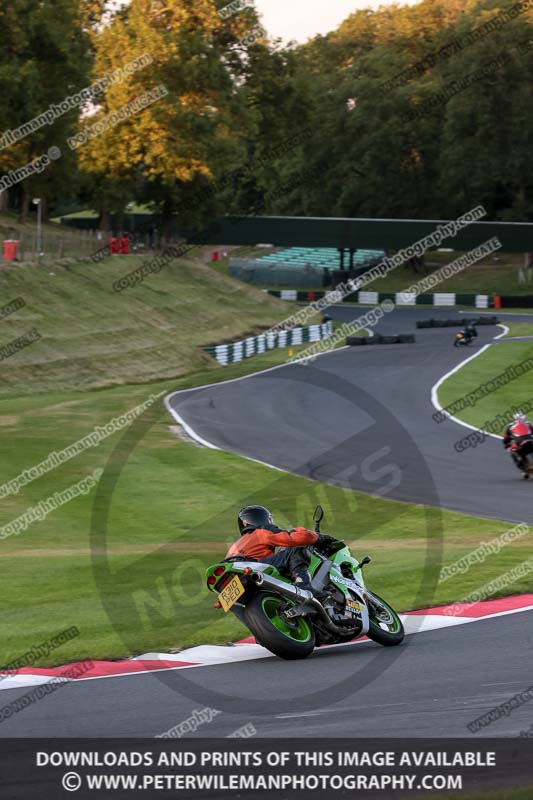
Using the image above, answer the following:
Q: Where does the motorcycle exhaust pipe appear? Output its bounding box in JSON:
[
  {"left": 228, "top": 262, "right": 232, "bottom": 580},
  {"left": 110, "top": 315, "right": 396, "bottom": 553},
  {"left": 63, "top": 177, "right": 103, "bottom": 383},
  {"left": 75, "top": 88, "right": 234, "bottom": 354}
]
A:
[
  {"left": 252, "top": 571, "right": 313, "bottom": 602},
  {"left": 252, "top": 571, "right": 357, "bottom": 636}
]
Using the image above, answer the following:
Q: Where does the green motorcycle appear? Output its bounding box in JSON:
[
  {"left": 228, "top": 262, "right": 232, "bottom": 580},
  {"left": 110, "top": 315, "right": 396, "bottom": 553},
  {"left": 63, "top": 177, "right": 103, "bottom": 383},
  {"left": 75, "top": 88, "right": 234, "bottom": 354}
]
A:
[{"left": 205, "top": 505, "right": 404, "bottom": 660}]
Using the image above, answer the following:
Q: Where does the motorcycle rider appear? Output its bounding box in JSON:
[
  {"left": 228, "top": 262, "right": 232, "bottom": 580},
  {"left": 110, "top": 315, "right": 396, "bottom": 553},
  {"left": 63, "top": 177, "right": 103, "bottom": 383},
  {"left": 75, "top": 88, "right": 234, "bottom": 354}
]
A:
[
  {"left": 224, "top": 505, "right": 338, "bottom": 597},
  {"left": 503, "top": 411, "right": 533, "bottom": 477},
  {"left": 459, "top": 321, "right": 478, "bottom": 343}
]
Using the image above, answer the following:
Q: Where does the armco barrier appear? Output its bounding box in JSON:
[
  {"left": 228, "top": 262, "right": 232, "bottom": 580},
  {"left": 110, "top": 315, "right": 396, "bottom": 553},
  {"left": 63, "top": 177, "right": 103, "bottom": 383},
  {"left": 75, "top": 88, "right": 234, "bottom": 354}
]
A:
[
  {"left": 203, "top": 320, "right": 333, "bottom": 365},
  {"left": 347, "top": 334, "right": 416, "bottom": 346},
  {"left": 267, "top": 289, "right": 533, "bottom": 309},
  {"left": 416, "top": 316, "right": 499, "bottom": 329},
  {"left": 499, "top": 294, "right": 533, "bottom": 308},
  {"left": 267, "top": 290, "right": 497, "bottom": 308}
]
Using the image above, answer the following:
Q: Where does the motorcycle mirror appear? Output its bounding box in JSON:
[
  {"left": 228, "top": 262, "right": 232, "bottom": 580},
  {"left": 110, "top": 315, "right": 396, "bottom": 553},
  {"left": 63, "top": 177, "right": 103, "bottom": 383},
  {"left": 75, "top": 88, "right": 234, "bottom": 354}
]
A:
[
  {"left": 359, "top": 555, "right": 372, "bottom": 567},
  {"left": 313, "top": 505, "right": 324, "bottom": 532},
  {"left": 313, "top": 505, "right": 324, "bottom": 522}
]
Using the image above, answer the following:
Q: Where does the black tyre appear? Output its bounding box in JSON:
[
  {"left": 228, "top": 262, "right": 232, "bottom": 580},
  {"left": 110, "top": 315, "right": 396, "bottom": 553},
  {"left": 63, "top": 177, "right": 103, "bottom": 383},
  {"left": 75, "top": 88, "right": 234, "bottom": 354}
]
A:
[
  {"left": 524, "top": 452, "right": 533, "bottom": 474},
  {"left": 366, "top": 591, "right": 404, "bottom": 646},
  {"left": 244, "top": 592, "right": 315, "bottom": 660}
]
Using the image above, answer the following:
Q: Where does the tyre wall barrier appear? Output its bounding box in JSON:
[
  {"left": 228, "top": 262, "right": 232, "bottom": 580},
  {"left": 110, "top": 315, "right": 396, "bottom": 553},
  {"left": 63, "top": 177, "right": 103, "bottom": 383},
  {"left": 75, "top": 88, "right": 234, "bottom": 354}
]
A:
[
  {"left": 416, "top": 316, "right": 500, "bottom": 329},
  {"left": 203, "top": 320, "right": 333, "bottom": 365},
  {"left": 346, "top": 334, "right": 416, "bottom": 346}
]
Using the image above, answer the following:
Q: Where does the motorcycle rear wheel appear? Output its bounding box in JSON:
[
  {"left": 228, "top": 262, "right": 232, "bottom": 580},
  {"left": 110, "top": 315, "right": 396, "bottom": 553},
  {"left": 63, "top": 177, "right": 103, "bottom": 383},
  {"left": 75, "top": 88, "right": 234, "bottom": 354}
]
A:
[{"left": 244, "top": 591, "right": 315, "bottom": 660}]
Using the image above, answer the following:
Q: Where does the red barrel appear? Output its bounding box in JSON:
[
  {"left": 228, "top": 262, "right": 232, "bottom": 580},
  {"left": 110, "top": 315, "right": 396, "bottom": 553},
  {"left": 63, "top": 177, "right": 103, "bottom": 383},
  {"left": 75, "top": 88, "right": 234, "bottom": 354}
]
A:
[
  {"left": 110, "top": 237, "right": 120, "bottom": 255},
  {"left": 493, "top": 295, "right": 502, "bottom": 309},
  {"left": 3, "top": 240, "right": 19, "bottom": 261},
  {"left": 120, "top": 236, "right": 130, "bottom": 254},
  {"left": 211, "top": 251, "right": 219, "bottom": 262},
  {"left": 308, "top": 291, "right": 316, "bottom": 301}
]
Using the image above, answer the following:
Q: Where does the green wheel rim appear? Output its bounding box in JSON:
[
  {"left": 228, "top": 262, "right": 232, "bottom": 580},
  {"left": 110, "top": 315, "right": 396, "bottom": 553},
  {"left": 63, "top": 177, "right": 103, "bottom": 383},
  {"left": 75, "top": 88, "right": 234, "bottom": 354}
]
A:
[
  {"left": 369, "top": 597, "right": 402, "bottom": 633},
  {"left": 261, "top": 596, "right": 312, "bottom": 642}
]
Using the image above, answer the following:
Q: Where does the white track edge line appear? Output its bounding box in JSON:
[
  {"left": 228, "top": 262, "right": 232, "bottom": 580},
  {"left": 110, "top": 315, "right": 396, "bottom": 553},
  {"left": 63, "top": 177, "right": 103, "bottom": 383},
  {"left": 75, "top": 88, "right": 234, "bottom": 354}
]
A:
[
  {"left": 430, "top": 324, "right": 508, "bottom": 440},
  {"left": 164, "top": 346, "right": 350, "bottom": 470}
]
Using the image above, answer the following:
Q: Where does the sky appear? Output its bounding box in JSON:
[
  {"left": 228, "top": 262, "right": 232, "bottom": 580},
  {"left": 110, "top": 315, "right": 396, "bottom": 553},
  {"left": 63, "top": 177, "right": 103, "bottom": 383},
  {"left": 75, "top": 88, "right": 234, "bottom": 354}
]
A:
[
  {"left": 254, "top": 0, "right": 419, "bottom": 44},
  {"left": 112, "top": 1, "right": 420, "bottom": 44}
]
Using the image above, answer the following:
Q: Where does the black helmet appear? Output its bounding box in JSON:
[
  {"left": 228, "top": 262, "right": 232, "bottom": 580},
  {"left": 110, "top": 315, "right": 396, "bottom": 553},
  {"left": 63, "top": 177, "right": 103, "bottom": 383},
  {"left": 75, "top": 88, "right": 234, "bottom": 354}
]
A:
[{"left": 238, "top": 505, "right": 273, "bottom": 534}]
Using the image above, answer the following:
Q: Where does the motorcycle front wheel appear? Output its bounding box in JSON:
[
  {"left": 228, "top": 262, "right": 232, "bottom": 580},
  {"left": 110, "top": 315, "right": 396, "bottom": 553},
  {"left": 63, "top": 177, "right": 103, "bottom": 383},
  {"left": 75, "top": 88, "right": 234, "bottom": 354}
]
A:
[{"left": 366, "top": 591, "right": 405, "bottom": 646}]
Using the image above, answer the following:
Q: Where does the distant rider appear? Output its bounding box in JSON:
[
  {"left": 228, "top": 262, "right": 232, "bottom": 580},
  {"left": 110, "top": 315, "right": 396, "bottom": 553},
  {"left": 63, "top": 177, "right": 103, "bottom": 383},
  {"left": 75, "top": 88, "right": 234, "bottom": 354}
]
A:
[
  {"left": 503, "top": 411, "right": 533, "bottom": 476},
  {"left": 461, "top": 321, "right": 478, "bottom": 343},
  {"left": 224, "top": 505, "right": 338, "bottom": 597}
]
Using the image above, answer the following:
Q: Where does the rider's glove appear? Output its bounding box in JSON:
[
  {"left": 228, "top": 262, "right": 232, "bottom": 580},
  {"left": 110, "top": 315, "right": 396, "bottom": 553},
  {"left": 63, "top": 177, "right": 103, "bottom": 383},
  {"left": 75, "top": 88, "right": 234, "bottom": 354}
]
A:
[{"left": 316, "top": 534, "right": 337, "bottom": 548}]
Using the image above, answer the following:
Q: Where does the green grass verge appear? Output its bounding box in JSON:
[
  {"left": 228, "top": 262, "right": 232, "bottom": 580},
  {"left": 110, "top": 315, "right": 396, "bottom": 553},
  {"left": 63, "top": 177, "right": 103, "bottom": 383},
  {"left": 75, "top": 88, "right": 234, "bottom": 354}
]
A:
[
  {"left": 356, "top": 254, "right": 525, "bottom": 295},
  {"left": 0, "top": 347, "right": 531, "bottom": 668},
  {"left": 437, "top": 340, "right": 533, "bottom": 430},
  {"left": 493, "top": 309, "right": 533, "bottom": 314},
  {"left": 503, "top": 322, "right": 533, "bottom": 337}
]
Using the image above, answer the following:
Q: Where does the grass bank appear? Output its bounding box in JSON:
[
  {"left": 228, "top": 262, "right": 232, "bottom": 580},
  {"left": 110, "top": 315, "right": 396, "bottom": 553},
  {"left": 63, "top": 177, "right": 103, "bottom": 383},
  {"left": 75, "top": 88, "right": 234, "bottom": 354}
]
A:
[
  {"left": 0, "top": 256, "right": 531, "bottom": 669},
  {"left": 0, "top": 254, "right": 292, "bottom": 396}
]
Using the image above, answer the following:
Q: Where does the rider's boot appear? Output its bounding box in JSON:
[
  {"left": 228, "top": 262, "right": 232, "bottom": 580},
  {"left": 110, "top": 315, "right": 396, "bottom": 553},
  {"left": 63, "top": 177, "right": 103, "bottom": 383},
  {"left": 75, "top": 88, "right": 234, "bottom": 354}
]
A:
[
  {"left": 512, "top": 452, "right": 527, "bottom": 474},
  {"left": 293, "top": 569, "right": 327, "bottom": 600}
]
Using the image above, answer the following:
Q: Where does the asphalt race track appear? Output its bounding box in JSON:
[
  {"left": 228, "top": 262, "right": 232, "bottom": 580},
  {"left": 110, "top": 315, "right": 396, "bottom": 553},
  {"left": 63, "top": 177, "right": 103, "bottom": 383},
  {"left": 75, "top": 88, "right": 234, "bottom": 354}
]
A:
[
  {"left": 168, "top": 306, "right": 533, "bottom": 524},
  {"left": 0, "top": 610, "right": 531, "bottom": 737},
  {"left": 2, "top": 307, "right": 532, "bottom": 741}
]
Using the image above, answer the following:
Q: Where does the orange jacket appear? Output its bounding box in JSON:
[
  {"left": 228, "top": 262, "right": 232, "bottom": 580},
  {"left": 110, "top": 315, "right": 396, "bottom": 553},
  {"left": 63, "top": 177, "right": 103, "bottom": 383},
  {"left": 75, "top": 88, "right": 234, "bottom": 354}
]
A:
[{"left": 225, "top": 527, "right": 318, "bottom": 561}]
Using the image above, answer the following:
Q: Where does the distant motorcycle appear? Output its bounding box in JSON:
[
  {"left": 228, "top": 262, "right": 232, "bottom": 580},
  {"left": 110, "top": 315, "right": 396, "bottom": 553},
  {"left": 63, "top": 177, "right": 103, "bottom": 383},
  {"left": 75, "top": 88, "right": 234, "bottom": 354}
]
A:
[
  {"left": 507, "top": 424, "right": 533, "bottom": 480},
  {"left": 454, "top": 331, "right": 471, "bottom": 347},
  {"left": 454, "top": 325, "right": 477, "bottom": 347}
]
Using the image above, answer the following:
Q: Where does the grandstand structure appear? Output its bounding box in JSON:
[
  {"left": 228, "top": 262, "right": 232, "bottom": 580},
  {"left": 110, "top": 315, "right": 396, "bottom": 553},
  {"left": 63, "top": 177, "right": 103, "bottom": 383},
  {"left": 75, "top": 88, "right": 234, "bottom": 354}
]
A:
[
  {"left": 229, "top": 246, "right": 386, "bottom": 288},
  {"left": 257, "top": 247, "right": 384, "bottom": 270}
]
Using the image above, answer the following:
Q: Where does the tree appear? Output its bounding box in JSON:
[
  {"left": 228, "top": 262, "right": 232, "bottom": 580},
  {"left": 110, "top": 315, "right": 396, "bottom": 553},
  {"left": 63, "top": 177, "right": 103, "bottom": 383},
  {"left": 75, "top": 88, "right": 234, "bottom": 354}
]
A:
[
  {"left": 75, "top": 0, "right": 261, "bottom": 235},
  {"left": 0, "top": 0, "right": 91, "bottom": 220}
]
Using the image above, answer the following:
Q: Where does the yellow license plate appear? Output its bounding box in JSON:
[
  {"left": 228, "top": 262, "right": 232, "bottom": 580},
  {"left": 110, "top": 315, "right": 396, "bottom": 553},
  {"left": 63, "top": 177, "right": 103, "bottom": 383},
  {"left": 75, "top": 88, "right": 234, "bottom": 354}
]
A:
[
  {"left": 219, "top": 575, "right": 245, "bottom": 612},
  {"left": 346, "top": 599, "right": 362, "bottom": 612}
]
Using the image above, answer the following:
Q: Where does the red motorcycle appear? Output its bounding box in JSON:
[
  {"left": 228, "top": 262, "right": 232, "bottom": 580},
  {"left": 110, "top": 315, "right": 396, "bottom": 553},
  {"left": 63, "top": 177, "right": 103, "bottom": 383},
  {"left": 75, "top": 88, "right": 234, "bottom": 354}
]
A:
[{"left": 507, "top": 421, "right": 533, "bottom": 479}]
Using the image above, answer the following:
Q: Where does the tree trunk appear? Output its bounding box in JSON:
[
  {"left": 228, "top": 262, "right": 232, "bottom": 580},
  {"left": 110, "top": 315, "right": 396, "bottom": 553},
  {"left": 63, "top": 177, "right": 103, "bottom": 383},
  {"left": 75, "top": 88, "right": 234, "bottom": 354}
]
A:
[
  {"left": 99, "top": 209, "right": 111, "bottom": 233},
  {"left": 0, "top": 189, "right": 8, "bottom": 212},
  {"left": 160, "top": 198, "right": 174, "bottom": 242},
  {"left": 19, "top": 187, "right": 30, "bottom": 223}
]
